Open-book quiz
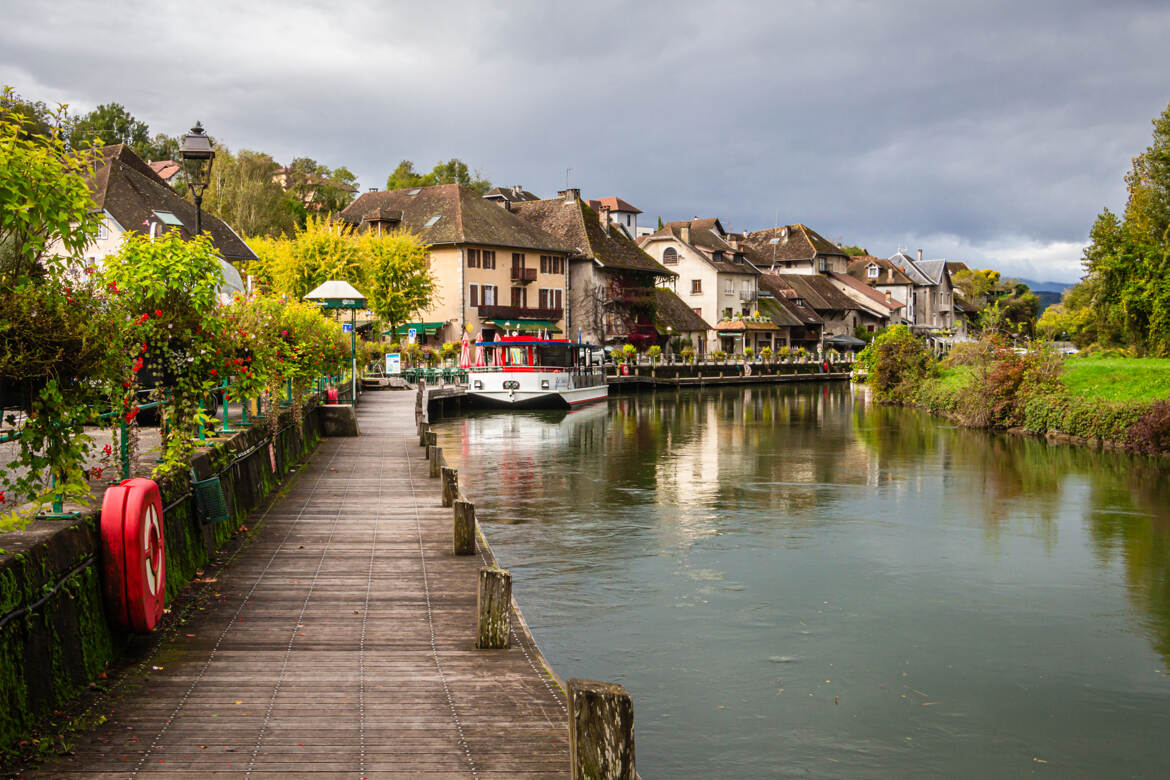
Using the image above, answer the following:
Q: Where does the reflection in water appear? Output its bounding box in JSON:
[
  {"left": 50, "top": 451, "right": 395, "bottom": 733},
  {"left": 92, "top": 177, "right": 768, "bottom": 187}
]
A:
[{"left": 436, "top": 384, "right": 1170, "bottom": 778}]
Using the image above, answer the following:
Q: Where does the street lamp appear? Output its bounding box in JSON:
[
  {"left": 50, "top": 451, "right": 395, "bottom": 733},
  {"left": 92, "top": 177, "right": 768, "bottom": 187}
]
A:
[{"left": 179, "top": 122, "right": 215, "bottom": 236}]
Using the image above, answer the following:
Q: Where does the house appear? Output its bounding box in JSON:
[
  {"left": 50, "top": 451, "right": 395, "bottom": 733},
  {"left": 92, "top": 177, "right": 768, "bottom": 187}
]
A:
[
  {"left": 510, "top": 189, "right": 675, "bottom": 348},
  {"left": 338, "top": 183, "right": 574, "bottom": 344},
  {"left": 80, "top": 144, "right": 251, "bottom": 292},
  {"left": 653, "top": 288, "right": 713, "bottom": 353},
  {"left": 846, "top": 255, "right": 916, "bottom": 323},
  {"left": 587, "top": 196, "right": 652, "bottom": 239},
  {"left": 889, "top": 250, "right": 955, "bottom": 331},
  {"left": 273, "top": 166, "right": 358, "bottom": 211},
  {"left": 640, "top": 218, "right": 790, "bottom": 355},
  {"left": 147, "top": 159, "right": 181, "bottom": 187},
  {"left": 739, "top": 224, "right": 851, "bottom": 275},
  {"left": 484, "top": 185, "right": 541, "bottom": 207},
  {"left": 757, "top": 272, "right": 885, "bottom": 339}
]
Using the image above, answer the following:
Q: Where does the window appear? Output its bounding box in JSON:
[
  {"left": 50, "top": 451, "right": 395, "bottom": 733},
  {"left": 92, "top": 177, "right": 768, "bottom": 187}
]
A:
[
  {"left": 693, "top": 307, "right": 703, "bottom": 317},
  {"left": 867, "top": 263, "right": 879, "bottom": 279},
  {"left": 482, "top": 284, "right": 497, "bottom": 305},
  {"left": 482, "top": 250, "right": 496, "bottom": 269},
  {"left": 469, "top": 284, "right": 479, "bottom": 307},
  {"left": 722, "top": 307, "right": 732, "bottom": 320},
  {"left": 511, "top": 287, "right": 528, "bottom": 307},
  {"left": 539, "top": 288, "right": 548, "bottom": 308},
  {"left": 540, "top": 255, "right": 565, "bottom": 274},
  {"left": 538, "top": 288, "right": 564, "bottom": 309},
  {"left": 554, "top": 289, "right": 563, "bottom": 309},
  {"left": 512, "top": 252, "right": 525, "bottom": 270},
  {"left": 741, "top": 306, "right": 750, "bottom": 316},
  {"left": 663, "top": 247, "right": 678, "bottom": 265},
  {"left": 467, "top": 248, "right": 480, "bottom": 268},
  {"left": 691, "top": 279, "right": 702, "bottom": 294},
  {"left": 97, "top": 219, "right": 109, "bottom": 240},
  {"left": 724, "top": 280, "right": 733, "bottom": 294},
  {"left": 867, "top": 324, "right": 875, "bottom": 333},
  {"left": 817, "top": 257, "right": 827, "bottom": 272}
]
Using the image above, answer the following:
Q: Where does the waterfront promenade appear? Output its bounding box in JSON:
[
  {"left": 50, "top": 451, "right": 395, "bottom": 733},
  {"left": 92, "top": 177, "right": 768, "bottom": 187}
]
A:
[{"left": 29, "top": 391, "right": 569, "bottom": 778}]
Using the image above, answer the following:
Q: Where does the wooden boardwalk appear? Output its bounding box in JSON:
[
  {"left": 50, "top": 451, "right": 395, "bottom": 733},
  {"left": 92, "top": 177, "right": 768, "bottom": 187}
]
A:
[{"left": 32, "top": 390, "right": 569, "bottom": 779}]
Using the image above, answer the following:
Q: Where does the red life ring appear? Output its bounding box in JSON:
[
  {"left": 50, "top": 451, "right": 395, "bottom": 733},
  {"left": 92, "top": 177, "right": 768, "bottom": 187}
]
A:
[{"left": 100, "top": 478, "right": 166, "bottom": 633}]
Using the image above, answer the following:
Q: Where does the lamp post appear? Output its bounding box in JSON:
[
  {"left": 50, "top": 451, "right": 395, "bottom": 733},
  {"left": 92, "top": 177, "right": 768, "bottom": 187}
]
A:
[
  {"left": 304, "top": 280, "right": 367, "bottom": 405},
  {"left": 179, "top": 122, "right": 215, "bottom": 236}
]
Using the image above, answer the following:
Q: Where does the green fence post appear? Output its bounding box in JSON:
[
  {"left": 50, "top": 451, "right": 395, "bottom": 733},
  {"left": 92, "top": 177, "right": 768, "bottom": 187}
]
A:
[
  {"left": 120, "top": 417, "right": 131, "bottom": 480},
  {"left": 220, "top": 380, "right": 235, "bottom": 434},
  {"left": 197, "top": 399, "right": 205, "bottom": 442},
  {"left": 51, "top": 473, "right": 63, "bottom": 515}
]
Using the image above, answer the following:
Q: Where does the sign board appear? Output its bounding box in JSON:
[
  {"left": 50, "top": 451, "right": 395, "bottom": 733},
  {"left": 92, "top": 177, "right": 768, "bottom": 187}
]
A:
[
  {"left": 407, "top": 327, "right": 417, "bottom": 344},
  {"left": 386, "top": 353, "right": 401, "bottom": 375},
  {"left": 342, "top": 323, "right": 353, "bottom": 333}
]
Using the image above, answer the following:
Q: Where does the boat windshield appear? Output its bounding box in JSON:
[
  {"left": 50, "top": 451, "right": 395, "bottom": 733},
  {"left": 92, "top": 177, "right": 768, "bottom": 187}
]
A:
[
  {"left": 536, "top": 344, "right": 572, "bottom": 367},
  {"left": 506, "top": 346, "right": 529, "bottom": 366}
]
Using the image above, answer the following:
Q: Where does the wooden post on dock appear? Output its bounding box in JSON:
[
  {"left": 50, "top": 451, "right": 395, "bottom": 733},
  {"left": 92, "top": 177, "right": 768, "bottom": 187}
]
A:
[
  {"left": 453, "top": 500, "right": 476, "bottom": 555},
  {"left": 429, "top": 447, "right": 442, "bottom": 478},
  {"left": 476, "top": 567, "right": 511, "bottom": 649},
  {"left": 441, "top": 466, "right": 458, "bottom": 506},
  {"left": 425, "top": 430, "right": 436, "bottom": 459},
  {"left": 567, "top": 678, "right": 637, "bottom": 780},
  {"left": 418, "top": 422, "right": 429, "bottom": 448}
]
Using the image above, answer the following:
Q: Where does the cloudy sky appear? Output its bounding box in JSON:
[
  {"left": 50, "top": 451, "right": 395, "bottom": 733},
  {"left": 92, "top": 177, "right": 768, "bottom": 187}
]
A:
[{"left": 3, "top": 0, "right": 1168, "bottom": 282}]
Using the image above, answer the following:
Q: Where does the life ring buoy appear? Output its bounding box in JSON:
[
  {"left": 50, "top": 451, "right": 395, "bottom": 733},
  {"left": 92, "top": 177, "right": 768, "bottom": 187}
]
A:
[{"left": 100, "top": 478, "right": 166, "bottom": 633}]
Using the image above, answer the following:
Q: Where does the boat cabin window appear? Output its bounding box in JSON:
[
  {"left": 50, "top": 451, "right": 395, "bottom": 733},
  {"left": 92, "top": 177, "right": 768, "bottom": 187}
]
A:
[
  {"left": 506, "top": 346, "right": 530, "bottom": 366},
  {"left": 536, "top": 344, "right": 571, "bottom": 367}
]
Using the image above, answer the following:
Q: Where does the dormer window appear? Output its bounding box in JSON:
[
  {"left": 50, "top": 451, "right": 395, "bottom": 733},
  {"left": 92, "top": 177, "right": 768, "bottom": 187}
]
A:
[
  {"left": 734, "top": 253, "right": 745, "bottom": 264},
  {"left": 794, "top": 297, "right": 805, "bottom": 307},
  {"left": 867, "top": 263, "right": 879, "bottom": 279},
  {"left": 817, "top": 257, "right": 827, "bottom": 272},
  {"left": 663, "top": 247, "right": 678, "bottom": 265},
  {"left": 712, "top": 250, "right": 724, "bottom": 262}
]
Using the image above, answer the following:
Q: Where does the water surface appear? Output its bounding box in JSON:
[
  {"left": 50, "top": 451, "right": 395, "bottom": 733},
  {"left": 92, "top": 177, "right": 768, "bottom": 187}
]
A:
[{"left": 433, "top": 384, "right": 1170, "bottom": 778}]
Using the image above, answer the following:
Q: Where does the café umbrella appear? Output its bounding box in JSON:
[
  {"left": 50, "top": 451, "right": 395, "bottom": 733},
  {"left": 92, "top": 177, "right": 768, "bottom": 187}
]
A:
[{"left": 459, "top": 329, "right": 472, "bottom": 369}]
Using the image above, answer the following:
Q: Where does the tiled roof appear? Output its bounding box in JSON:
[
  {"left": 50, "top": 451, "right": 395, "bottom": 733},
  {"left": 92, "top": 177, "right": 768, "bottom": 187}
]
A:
[
  {"left": 756, "top": 279, "right": 825, "bottom": 326},
  {"left": 147, "top": 159, "right": 180, "bottom": 180},
  {"left": 914, "top": 260, "right": 948, "bottom": 285},
  {"left": 338, "top": 184, "right": 573, "bottom": 253},
  {"left": 740, "top": 224, "right": 848, "bottom": 266},
  {"left": 644, "top": 218, "right": 759, "bottom": 274},
  {"left": 654, "top": 288, "right": 711, "bottom": 333},
  {"left": 588, "top": 196, "right": 642, "bottom": 214},
  {"left": 829, "top": 271, "right": 904, "bottom": 312},
  {"left": 87, "top": 145, "right": 256, "bottom": 263},
  {"left": 760, "top": 272, "right": 860, "bottom": 312},
  {"left": 484, "top": 186, "right": 540, "bottom": 202},
  {"left": 888, "top": 251, "right": 931, "bottom": 285},
  {"left": 510, "top": 198, "right": 674, "bottom": 275},
  {"left": 846, "top": 256, "right": 914, "bottom": 287}
]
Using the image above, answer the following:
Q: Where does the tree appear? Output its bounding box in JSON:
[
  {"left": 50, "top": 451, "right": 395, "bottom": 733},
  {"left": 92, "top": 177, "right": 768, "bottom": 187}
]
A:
[
  {"left": 384, "top": 157, "right": 491, "bottom": 194},
  {"left": 68, "top": 102, "right": 150, "bottom": 155},
  {"left": 1079, "top": 101, "right": 1170, "bottom": 354},
  {"left": 656, "top": 216, "right": 664, "bottom": 231},
  {"left": 952, "top": 268, "right": 1002, "bottom": 305},
  {"left": 282, "top": 156, "right": 357, "bottom": 220},
  {"left": 251, "top": 215, "right": 365, "bottom": 299},
  {"left": 836, "top": 243, "right": 867, "bottom": 256},
  {"left": 361, "top": 231, "right": 436, "bottom": 338},
  {"left": 202, "top": 147, "right": 297, "bottom": 238},
  {"left": 0, "top": 86, "right": 58, "bottom": 139}
]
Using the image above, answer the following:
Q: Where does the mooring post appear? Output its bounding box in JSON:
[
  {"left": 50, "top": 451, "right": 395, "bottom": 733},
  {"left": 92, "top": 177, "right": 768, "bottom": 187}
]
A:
[
  {"left": 567, "top": 678, "right": 637, "bottom": 780},
  {"left": 425, "top": 430, "right": 437, "bottom": 459},
  {"left": 476, "top": 566, "right": 511, "bottom": 649},
  {"left": 429, "top": 447, "right": 443, "bottom": 478},
  {"left": 418, "top": 422, "right": 429, "bottom": 448},
  {"left": 441, "top": 466, "right": 458, "bottom": 506},
  {"left": 453, "top": 499, "right": 476, "bottom": 555}
]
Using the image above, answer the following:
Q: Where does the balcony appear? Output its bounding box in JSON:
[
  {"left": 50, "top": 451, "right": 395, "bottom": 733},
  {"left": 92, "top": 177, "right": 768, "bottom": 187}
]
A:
[
  {"left": 606, "top": 285, "right": 656, "bottom": 304},
  {"left": 510, "top": 267, "right": 537, "bottom": 283},
  {"left": 477, "top": 304, "right": 563, "bottom": 322}
]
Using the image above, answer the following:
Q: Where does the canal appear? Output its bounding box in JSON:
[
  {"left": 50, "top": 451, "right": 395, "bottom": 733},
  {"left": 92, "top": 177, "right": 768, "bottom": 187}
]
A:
[{"left": 431, "top": 383, "right": 1170, "bottom": 778}]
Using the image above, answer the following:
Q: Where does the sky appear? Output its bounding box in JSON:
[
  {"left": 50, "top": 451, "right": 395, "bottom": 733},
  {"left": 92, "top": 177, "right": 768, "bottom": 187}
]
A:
[{"left": 2, "top": 0, "right": 1168, "bottom": 283}]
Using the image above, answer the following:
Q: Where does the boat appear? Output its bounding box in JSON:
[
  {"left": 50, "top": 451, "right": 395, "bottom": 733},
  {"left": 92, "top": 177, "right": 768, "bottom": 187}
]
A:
[{"left": 466, "top": 335, "right": 608, "bottom": 408}]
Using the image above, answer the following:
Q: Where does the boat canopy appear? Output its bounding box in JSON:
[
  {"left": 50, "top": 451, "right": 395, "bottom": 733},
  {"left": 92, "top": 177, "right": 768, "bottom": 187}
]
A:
[{"left": 486, "top": 319, "right": 562, "bottom": 334}]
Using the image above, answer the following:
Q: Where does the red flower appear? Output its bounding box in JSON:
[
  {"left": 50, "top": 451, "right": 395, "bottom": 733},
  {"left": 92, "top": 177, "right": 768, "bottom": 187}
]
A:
[
  {"left": 90, "top": 466, "right": 104, "bottom": 479},
  {"left": 124, "top": 406, "right": 140, "bottom": 422},
  {"left": 210, "top": 368, "right": 217, "bottom": 376},
  {"left": 140, "top": 343, "right": 148, "bottom": 354},
  {"left": 103, "top": 444, "right": 113, "bottom": 456},
  {"left": 0, "top": 491, "right": 5, "bottom": 504},
  {"left": 154, "top": 309, "right": 162, "bottom": 317}
]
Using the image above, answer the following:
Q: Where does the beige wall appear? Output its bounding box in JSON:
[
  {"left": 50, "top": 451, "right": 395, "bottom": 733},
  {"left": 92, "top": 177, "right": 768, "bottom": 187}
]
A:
[{"left": 418, "top": 244, "right": 569, "bottom": 343}]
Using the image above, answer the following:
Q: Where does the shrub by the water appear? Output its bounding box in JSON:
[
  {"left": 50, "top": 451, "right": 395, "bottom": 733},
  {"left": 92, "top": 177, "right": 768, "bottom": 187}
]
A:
[{"left": 1130, "top": 401, "right": 1170, "bottom": 454}]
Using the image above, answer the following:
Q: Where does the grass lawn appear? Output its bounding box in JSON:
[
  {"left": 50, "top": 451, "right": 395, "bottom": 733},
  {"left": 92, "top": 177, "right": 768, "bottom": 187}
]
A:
[{"left": 1061, "top": 357, "right": 1170, "bottom": 403}]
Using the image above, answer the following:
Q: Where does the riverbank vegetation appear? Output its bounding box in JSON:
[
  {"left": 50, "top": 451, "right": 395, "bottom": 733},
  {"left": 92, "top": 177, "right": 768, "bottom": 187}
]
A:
[{"left": 858, "top": 326, "right": 1170, "bottom": 454}]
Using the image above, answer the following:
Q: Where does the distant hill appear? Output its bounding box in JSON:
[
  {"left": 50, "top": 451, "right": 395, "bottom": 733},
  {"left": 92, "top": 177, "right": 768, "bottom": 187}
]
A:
[
  {"left": 1033, "top": 290, "right": 1063, "bottom": 311},
  {"left": 1014, "top": 278, "right": 1074, "bottom": 294}
]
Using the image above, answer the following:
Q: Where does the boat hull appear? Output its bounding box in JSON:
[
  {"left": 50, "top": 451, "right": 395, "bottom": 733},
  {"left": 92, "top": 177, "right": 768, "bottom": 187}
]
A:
[{"left": 467, "top": 384, "right": 608, "bottom": 409}]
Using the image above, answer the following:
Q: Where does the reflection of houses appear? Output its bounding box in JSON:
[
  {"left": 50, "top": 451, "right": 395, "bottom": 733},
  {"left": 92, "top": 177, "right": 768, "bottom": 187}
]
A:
[
  {"left": 640, "top": 218, "right": 785, "bottom": 354},
  {"left": 80, "top": 144, "right": 251, "bottom": 291},
  {"left": 510, "top": 189, "right": 675, "bottom": 348},
  {"left": 338, "top": 183, "right": 574, "bottom": 343}
]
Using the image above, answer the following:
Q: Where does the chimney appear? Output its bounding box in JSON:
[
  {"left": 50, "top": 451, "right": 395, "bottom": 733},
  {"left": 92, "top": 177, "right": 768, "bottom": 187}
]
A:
[
  {"left": 885, "top": 290, "right": 892, "bottom": 305},
  {"left": 886, "top": 266, "right": 893, "bottom": 282},
  {"left": 917, "top": 248, "right": 923, "bottom": 263},
  {"left": 368, "top": 187, "right": 378, "bottom": 192},
  {"left": 680, "top": 224, "right": 691, "bottom": 244},
  {"left": 598, "top": 204, "right": 611, "bottom": 234},
  {"left": 558, "top": 188, "right": 580, "bottom": 202},
  {"left": 727, "top": 234, "right": 739, "bottom": 250}
]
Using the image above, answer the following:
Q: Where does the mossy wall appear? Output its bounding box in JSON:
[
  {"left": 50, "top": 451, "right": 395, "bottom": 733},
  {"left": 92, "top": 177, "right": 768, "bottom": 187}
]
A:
[{"left": 0, "top": 403, "right": 325, "bottom": 754}]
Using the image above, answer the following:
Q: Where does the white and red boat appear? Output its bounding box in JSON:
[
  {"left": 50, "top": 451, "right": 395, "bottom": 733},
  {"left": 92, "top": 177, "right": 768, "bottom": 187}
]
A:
[{"left": 467, "top": 335, "right": 608, "bottom": 408}]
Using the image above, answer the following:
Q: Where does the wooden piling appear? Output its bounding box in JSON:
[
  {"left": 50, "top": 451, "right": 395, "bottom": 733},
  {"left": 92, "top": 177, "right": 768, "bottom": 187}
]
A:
[
  {"left": 441, "top": 466, "right": 458, "bottom": 506},
  {"left": 418, "top": 422, "right": 429, "bottom": 447},
  {"left": 424, "top": 430, "right": 436, "bottom": 459},
  {"left": 567, "top": 678, "right": 637, "bottom": 780},
  {"left": 429, "top": 447, "right": 442, "bottom": 478},
  {"left": 453, "top": 499, "right": 476, "bottom": 555},
  {"left": 476, "top": 566, "right": 511, "bottom": 649}
]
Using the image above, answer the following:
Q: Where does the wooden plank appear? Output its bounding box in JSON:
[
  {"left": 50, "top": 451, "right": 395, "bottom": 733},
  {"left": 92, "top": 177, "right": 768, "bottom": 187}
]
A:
[{"left": 26, "top": 391, "right": 567, "bottom": 778}]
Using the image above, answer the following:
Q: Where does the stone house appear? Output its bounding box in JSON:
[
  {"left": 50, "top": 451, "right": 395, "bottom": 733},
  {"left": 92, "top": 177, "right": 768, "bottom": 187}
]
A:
[
  {"left": 338, "top": 183, "right": 574, "bottom": 344},
  {"left": 739, "top": 223, "right": 851, "bottom": 275},
  {"left": 510, "top": 190, "right": 675, "bottom": 348},
  {"left": 846, "top": 255, "right": 916, "bottom": 323},
  {"left": 78, "top": 144, "right": 251, "bottom": 292},
  {"left": 653, "top": 288, "right": 713, "bottom": 353},
  {"left": 889, "top": 250, "right": 955, "bottom": 331},
  {"left": 587, "top": 196, "right": 652, "bottom": 239}
]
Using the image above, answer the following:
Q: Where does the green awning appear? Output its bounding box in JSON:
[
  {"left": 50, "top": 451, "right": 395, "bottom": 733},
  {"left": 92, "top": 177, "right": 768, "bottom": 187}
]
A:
[
  {"left": 486, "top": 319, "right": 562, "bottom": 334},
  {"left": 386, "top": 321, "right": 445, "bottom": 336}
]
